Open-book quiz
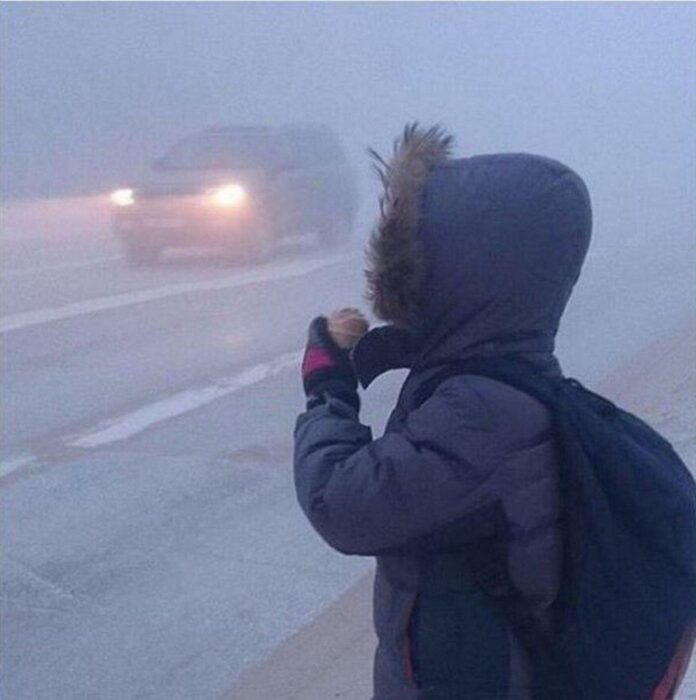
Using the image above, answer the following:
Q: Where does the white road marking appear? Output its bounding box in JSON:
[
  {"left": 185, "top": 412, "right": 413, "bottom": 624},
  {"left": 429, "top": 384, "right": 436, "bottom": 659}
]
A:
[
  {"left": 0, "top": 253, "right": 351, "bottom": 334},
  {"left": 0, "top": 454, "right": 36, "bottom": 479},
  {"left": 0, "top": 256, "right": 121, "bottom": 278},
  {"left": 68, "top": 350, "right": 303, "bottom": 448},
  {"left": 0, "top": 350, "right": 303, "bottom": 479}
]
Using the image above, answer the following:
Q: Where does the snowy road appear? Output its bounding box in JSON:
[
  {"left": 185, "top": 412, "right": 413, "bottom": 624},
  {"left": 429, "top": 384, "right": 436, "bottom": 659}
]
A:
[{"left": 1, "top": 203, "right": 693, "bottom": 699}]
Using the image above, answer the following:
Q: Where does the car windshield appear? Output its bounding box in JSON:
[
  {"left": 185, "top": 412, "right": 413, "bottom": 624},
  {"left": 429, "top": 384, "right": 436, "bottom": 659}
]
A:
[{"left": 155, "top": 131, "right": 283, "bottom": 171}]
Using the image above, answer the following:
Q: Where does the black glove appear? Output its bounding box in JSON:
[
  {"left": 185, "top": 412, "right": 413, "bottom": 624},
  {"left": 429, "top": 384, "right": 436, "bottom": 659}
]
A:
[{"left": 301, "top": 316, "right": 359, "bottom": 411}]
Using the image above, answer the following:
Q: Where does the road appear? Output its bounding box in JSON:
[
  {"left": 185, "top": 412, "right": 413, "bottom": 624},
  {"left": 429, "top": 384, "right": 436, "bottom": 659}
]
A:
[{"left": 1, "top": 198, "right": 693, "bottom": 699}]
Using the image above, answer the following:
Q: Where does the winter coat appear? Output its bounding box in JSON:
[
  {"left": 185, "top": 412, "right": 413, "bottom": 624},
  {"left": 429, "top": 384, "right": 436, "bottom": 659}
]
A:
[{"left": 294, "top": 128, "right": 592, "bottom": 699}]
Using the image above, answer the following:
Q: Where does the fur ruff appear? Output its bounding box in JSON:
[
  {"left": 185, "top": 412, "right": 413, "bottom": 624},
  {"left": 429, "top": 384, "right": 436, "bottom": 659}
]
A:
[{"left": 365, "top": 123, "right": 453, "bottom": 328}]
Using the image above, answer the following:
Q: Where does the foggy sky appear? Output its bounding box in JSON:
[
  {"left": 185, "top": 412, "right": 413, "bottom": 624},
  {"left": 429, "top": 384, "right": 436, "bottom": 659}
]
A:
[{"left": 1, "top": 2, "right": 694, "bottom": 249}]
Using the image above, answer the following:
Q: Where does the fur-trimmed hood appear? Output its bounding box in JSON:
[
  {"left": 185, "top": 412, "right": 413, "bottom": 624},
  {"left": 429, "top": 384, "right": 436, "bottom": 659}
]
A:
[
  {"left": 359, "top": 124, "right": 592, "bottom": 381},
  {"left": 366, "top": 124, "right": 454, "bottom": 329}
]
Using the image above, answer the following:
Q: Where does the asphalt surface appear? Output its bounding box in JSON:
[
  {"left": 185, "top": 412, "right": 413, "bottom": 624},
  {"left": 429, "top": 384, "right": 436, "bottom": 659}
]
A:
[{"left": 1, "top": 198, "right": 693, "bottom": 699}]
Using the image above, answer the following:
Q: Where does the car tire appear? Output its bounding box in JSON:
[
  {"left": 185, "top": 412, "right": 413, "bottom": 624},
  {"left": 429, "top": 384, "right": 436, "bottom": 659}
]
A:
[
  {"left": 249, "top": 230, "right": 274, "bottom": 262},
  {"left": 123, "top": 242, "right": 162, "bottom": 266},
  {"left": 230, "top": 227, "right": 275, "bottom": 265}
]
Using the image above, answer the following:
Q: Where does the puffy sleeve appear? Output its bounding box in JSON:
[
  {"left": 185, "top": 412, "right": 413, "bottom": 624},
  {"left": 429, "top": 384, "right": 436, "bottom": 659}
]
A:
[{"left": 293, "top": 378, "right": 507, "bottom": 556}]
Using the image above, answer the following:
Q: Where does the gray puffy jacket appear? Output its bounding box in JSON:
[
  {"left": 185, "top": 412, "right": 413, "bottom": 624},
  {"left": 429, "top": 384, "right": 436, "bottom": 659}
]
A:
[{"left": 294, "top": 130, "right": 592, "bottom": 699}]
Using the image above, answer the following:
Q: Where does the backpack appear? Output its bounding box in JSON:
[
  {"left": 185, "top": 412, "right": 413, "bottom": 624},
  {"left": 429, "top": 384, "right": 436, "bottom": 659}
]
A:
[{"left": 411, "top": 355, "right": 696, "bottom": 700}]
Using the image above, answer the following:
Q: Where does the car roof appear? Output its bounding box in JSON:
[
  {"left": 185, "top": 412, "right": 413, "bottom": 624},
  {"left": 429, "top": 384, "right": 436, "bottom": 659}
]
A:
[{"left": 201, "top": 123, "right": 333, "bottom": 137}]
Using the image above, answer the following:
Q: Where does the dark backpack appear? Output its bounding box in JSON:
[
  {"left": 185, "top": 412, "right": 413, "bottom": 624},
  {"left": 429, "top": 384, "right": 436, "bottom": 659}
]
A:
[{"left": 411, "top": 355, "right": 696, "bottom": 700}]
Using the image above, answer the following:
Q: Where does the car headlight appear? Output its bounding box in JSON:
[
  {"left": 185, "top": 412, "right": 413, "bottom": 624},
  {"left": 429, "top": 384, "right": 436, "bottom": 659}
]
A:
[
  {"left": 212, "top": 184, "right": 246, "bottom": 208},
  {"left": 111, "top": 188, "right": 135, "bottom": 207}
]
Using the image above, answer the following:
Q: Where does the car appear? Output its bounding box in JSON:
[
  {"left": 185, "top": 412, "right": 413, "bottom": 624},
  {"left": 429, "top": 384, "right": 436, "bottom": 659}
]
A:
[{"left": 109, "top": 124, "right": 358, "bottom": 264}]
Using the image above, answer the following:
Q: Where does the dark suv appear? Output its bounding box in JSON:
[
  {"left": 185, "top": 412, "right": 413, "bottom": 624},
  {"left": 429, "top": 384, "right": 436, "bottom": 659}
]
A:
[{"left": 110, "top": 124, "right": 358, "bottom": 263}]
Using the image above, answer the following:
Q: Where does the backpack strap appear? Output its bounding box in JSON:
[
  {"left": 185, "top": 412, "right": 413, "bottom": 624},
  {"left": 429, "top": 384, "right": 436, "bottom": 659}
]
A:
[
  {"left": 412, "top": 355, "right": 575, "bottom": 699},
  {"left": 411, "top": 354, "right": 563, "bottom": 411},
  {"left": 466, "top": 537, "right": 572, "bottom": 700}
]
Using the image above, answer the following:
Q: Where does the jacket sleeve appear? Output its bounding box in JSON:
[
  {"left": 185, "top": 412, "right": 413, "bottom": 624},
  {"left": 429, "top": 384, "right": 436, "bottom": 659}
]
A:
[{"left": 293, "top": 379, "right": 508, "bottom": 556}]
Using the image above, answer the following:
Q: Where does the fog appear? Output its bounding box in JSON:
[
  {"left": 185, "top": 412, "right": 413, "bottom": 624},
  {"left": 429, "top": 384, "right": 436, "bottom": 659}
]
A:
[
  {"left": 1, "top": 4, "right": 694, "bottom": 699},
  {"left": 2, "top": 3, "right": 695, "bottom": 248}
]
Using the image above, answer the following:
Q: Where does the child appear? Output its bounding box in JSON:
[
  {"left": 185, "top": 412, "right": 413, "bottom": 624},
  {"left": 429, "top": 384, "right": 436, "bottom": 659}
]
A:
[{"left": 294, "top": 124, "right": 590, "bottom": 699}]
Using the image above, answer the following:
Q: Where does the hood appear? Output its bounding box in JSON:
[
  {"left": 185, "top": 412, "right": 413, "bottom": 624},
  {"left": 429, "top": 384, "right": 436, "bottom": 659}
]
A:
[{"left": 357, "top": 124, "right": 592, "bottom": 384}]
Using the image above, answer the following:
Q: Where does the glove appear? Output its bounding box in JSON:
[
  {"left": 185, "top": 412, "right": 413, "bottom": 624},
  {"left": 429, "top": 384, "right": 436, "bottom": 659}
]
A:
[{"left": 302, "top": 316, "right": 360, "bottom": 411}]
